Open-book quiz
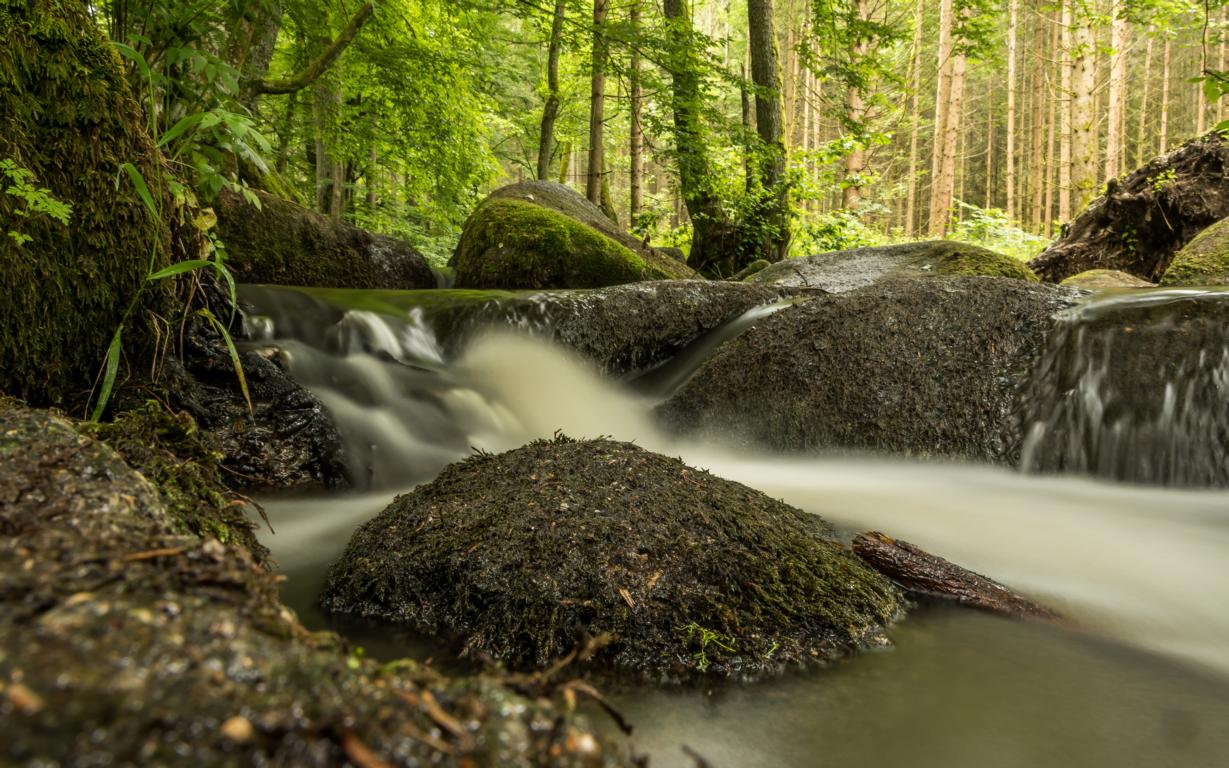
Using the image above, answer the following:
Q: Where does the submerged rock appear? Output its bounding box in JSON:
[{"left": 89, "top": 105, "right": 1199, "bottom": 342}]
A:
[
  {"left": 1161, "top": 217, "right": 1229, "bottom": 286},
  {"left": 215, "top": 189, "right": 437, "bottom": 290},
  {"left": 748, "top": 241, "right": 1037, "bottom": 292},
  {"left": 659, "top": 277, "right": 1080, "bottom": 462},
  {"left": 451, "top": 181, "right": 696, "bottom": 289},
  {"left": 0, "top": 402, "right": 626, "bottom": 767},
  {"left": 320, "top": 437, "right": 902, "bottom": 682}
]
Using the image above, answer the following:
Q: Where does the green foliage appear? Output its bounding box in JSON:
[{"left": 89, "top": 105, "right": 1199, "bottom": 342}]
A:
[
  {"left": 679, "top": 621, "right": 736, "bottom": 673},
  {"left": 793, "top": 209, "right": 882, "bottom": 254},
  {"left": 947, "top": 202, "right": 1050, "bottom": 262},
  {"left": 1, "top": 158, "right": 71, "bottom": 245}
]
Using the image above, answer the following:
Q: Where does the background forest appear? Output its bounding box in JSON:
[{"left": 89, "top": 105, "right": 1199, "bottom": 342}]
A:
[{"left": 94, "top": 0, "right": 1223, "bottom": 266}]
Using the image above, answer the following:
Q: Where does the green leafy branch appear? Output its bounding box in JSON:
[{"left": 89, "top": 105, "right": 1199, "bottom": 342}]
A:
[
  {"left": 1, "top": 158, "right": 72, "bottom": 246},
  {"left": 679, "top": 621, "right": 736, "bottom": 673}
]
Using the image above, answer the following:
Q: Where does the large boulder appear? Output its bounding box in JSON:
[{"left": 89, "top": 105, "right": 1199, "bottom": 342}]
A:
[
  {"left": 748, "top": 241, "right": 1036, "bottom": 292},
  {"left": 659, "top": 277, "right": 1080, "bottom": 462},
  {"left": 1060, "top": 269, "right": 1155, "bottom": 290},
  {"left": 451, "top": 181, "right": 697, "bottom": 289},
  {"left": 1161, "top": 217, "right": 1229, "bottom": 286},
  {"left": 0, "top": 0, "right": 171, "bottom": 407},
  {"left": 320, "top": 437, "right": 902, "bottom": 682},
  {"left": 215, "top": 189, "right": 437, "bottom": 289},
  {"left": 0, "top": 402, "right": 625, "bottom": 767},
  {"left": 1030, "top": 133, "right": 1229, "bottom": 283}
]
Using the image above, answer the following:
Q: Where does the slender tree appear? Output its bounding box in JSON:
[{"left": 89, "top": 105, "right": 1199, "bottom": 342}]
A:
[{"left": 537, "top": 0, "right": 566, "bottom": 181}]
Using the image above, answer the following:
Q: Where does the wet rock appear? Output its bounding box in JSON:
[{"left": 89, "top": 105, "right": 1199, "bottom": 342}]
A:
[
  {"left": 0, "top": 402, "right": 628, "bottom": 767},
  {"left": 165, "top": 315, "right": 349, "bottom": 491},
  {"left": 1061, "top": 269, "right": 1155, "bottom": 290},
  {"left": 659, "top": 277, "right": 1080, "bottom": 462},
  {"left": 748, "top": 241, "right": 1037, "bottom": 292},
  {"left": 215, "top": 189, "right": 437, "bottom": 290},
  {"left": 451, "top": 181, "right": 697, "bottom": 289},
  {"left": 320, "top": 436, "right": 902, "bottom": 682},
  {"left": 1161, "top": 217, "right": 1229, "bottom": 286}
]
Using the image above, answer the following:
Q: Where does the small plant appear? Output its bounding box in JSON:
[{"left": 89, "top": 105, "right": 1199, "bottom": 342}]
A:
[
  {"left": 947, "top": 202, "right": 1050, "bottom": 262},
  {"left": 679, "top": 621, "right": 736, "bottom": 673},
  {"left": 1150, "top": 168, "right": 1177, "bottom": 193},
  {"left": 1, "top": 158, "right": 72, "bottom": 245}
]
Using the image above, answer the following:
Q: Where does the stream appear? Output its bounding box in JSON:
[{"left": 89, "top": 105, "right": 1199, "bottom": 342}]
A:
[{"left": 243, "top": 284, "right": 1229, "bottom": 767}]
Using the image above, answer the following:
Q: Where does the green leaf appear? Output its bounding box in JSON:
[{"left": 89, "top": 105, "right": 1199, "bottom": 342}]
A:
[
  {"left": 111, "top": 42, "right": 151, "bottom": 83},
  {"left": 119, "top": 163, "right": 157, "bottom": 218},
  {"left": 198, "top": 309, "right": 252, "bottom": 416},
  {"left": 157, "top": 113, "right": 206, "bottom": 148},
  {"left": 90, "top": 326, "right": 124, "bottom": 422},
  {"left": 148, "top": 259, "right": 212, "bottom": 280},
  {"left": 213, "top": 260, "right": 239, "bottom": 322}
]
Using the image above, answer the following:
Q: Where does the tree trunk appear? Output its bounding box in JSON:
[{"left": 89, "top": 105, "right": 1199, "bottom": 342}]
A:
[
  {"left": 1070, "top": 8, "right": 1097, "bottom": 212},
  {"left": 748, "top": 0, "right": 790, "bottom": 261},
  {"left": 1059, "top": 0, "right": 1072, "bottom": 222},
  {"left": 1105, "top": 8, "right": 1126, "bottom": 181},
  {"left": 841, "top": 0, "right": 871, "bottom": 210},
  {"left": 1006, "top": 0, "right": 1018, "bottom": 219},
  {"left": 927, "top": 0, "right": 954, "bottom": 236},
  {"left": 537, "top": 0, "right": 566, "bottom": 181},
  {"left": 629, "top": 0, "right": 644, "bottom": 219},
  {"left": 586, "top": 0, "right": 609, "bottom": 206},
  {"left": 904, "top": 0, "right": 924, "bottom": 237},
  {"left": 1136, "top": 35, "right": 1153, "bottom": 168},
  {"left": 932, "top": 47, "right": 965, "bottom": 236},
  {"left": 1198, "top": 4, "right": 1210, "bottom": 136},
  {"left": 1160, "top": 37, "right": 1171, "bottom": 154}
]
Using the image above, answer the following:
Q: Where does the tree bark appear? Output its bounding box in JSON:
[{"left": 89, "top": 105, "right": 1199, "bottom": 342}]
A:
[
  {"left": 629, "top": 0, "right": 644, "bottom": 220},
  {"left": 586, "top": 0, "right": 610, "bottom": 207},
  {"left": 1006, "top": 0, "right": 1018, "bottom": 219},
  {"left": 927, "top": 0, "right": 954, "bottom": 236},
  {"left": 1160, "top": 37, "right": 1171, "bottom": 154},
  {"left": 537, "top": 0, "right": 566, "bottom": 181},
  {"left": 1105, "top": 8, "right": 1127, "bottom": 181},
  {"left": 1070, "top": 6, "right": 1097, "bottom": 212},
  {"left": 841, "top": 0, "right": 871, "bottom": 210},
  {"left": 1136, "top": 35, "right": 1153, "bottom": 168},
  {"left": 853, "top": 532, "right": 1059, "bottom": 621},
  {"left": 1059, "top": 0, "right": 1072, "bottom": 222},
  {"left": 748, "top": 0, "right": 790, "bottom": 261}
]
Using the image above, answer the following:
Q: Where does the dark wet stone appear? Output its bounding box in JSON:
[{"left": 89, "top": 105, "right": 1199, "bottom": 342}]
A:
[
  {"left": 659, "top": 277, "right": 1081, "bottom": 463},
  {"left": 321, "top": 436, "right": 902, "bottom": 683},
  {"left": 0, "top": 402, "right": 628, "bottom": 767}
]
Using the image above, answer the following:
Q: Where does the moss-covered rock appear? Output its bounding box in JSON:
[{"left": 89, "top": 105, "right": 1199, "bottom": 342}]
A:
[
  {"left": 215, "top": 189, "right": 437, "bottom": 289},
  {"left": 660, "top": 277, "right": 1080, "bottom": 462},
  {"left": 1161, "top": 217, "right": 1229, "bottom": 286},
  {"left": 749, "top": 241, "right": 1037, "bottom": 292},
  {"left": 0, "top": 401, "right": 627, "bottom": 767},
  {"left": 0, "top": 0, "right": 171, "bottom": 407},
  {"left": 1061, "top": 269, "right": 1155, "bottom": 290},
  {"left": 452, "top": 183, "right": 697, "bottom": 289},
  {"left": 320, "top": 437, "right": 902, "bottom": 682}
]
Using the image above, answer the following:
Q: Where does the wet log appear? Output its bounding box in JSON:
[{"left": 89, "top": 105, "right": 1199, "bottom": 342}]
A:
[
  {"left": 1029, "top": 133, "right": 1229, "bottom": 283},
  {"left": 853, "top": 531, "right": 1059, "bottom": 621}
]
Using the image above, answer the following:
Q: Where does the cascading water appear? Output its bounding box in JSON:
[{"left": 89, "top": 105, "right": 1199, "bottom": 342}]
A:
[
  {"left": 1020, "top": 288, "right": 1229, "bottom": 486},
  {"left": 241, "top": 284, "right": 1229, "bottom": 768}
]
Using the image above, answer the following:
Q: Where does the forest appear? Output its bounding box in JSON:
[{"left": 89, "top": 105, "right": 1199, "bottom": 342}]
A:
[{"left": 3, "top": 0, "right": 1229, "bottom": 766}]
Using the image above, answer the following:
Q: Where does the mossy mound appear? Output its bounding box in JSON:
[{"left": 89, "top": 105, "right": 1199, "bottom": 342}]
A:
[
  {"left": 1161, "top": 217, "right": 1229, "bottom": 286},
  {"left": 749, "top": 241, "right": 1037, "bottom": 292},
  {"left": 1061, "top": 269, "right": 1155, "bottom": 290},
  {"left": 0, "top": 0, "right": 170, "bottom": 407},
  {"left": 660, "top": 277, "right": 1080, "bottom": 462},
  {"left": 0, "top": 401, "right": 626, "bottom": 767},
  {"left": 215, "top": 189, "right": 436, "bottom": 289},
  {"left": 321, "top": 437, "right": 902, "bottom": 682},
  {"left": 452, "top": 185, "right": 696, "bottom": 289}
]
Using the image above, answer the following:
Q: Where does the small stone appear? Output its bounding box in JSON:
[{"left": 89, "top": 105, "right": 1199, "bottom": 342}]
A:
[{"left": 220, "top": 715, "right": 254, "bottom": 743}]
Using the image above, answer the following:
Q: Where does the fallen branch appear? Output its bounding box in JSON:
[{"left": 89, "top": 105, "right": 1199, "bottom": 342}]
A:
[{"left": 852, "top": 532, "right": 1060, "bottom": 621}]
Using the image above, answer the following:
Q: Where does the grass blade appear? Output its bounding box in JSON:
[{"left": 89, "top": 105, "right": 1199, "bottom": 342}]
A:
[
  {"left": 148, "top": 259, "right": 211, "bottom": 280},
  {"left": 120, "top": 162, "right": 157, "bottom": 218},
  {"left": 198, "top": 308, "right": 252, "bottom": 417},
  {"left": 90, "top": 325, "right": 124, "bottom": 422}
]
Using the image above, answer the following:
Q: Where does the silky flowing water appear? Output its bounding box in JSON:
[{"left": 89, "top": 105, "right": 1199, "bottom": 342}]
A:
[{"left": 244, "top": 284, "right": 1229, "bottom": 767}]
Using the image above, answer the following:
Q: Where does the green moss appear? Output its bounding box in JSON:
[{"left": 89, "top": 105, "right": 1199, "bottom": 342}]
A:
[
  {"left": 454, "top": 198, "right": 694, "bottom": 289},
  {"left": 1061, "top": 269, "right": 1154, "bottom": 289},
  {"left": 80, "top": 402, "right": 266, "bottom": 560},
  {"left": 936, "top": 245, "right": 1039, "bottom": 281},
  {"left": 0, "top": 0, "right": 171, "bottom": 409},
  {"left": 1161, "top": 218, "right": 1229, "bottom": 286}
]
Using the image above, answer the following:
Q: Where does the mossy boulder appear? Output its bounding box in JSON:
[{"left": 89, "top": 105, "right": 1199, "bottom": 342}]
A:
[
  {"left": 0, "top": 401, "right": 626, "bottom": 767},
  {"left": 1061, "top": 269, "right": 1155, "bottom": 290},
  {"left": 320, "top": 437, "right": 902, "bottom": 682},
  {"left": 215, "top": 189, "right": 436, "bottom": 289},
  {"left": 452, "top": 182, "right": 697, "bottom": 289},
  {"left": 749, "top": 241, "right": 1037, "bottom": 292},
  {"left": 1161, "top": 217, "right": 1229, "bottom": 286},
  {"left": 659, "top": 277, "right": 1080, "bottom": 462},
  {"left": 0, "top": 0, "right": 171, "bottom": 407}
]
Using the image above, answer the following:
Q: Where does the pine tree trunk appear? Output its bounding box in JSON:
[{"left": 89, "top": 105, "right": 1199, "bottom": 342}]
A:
[
  {"left": 537, "top": 0, "right": 566, "bottom": 181},
  {"left": 1136, "top": 35, "right": 1153, "bottom": 167},
  {"left": 1161, "top": 37, "right": 1171, "bottom": 153},
  {"left": 927, "top": 0, "right": 954, "bottom": 236},
  {"left": 1070, "top": 7, "right": 1096, "bottom": 212},
  {"left": 905, "top": 0, "right": 925, "bottom": 236},
  {"left": 629, "top": 0, "right": 644, "bottom": 219},
  {"left": 748, "top": 0, "right": 790, "bottom": 260},
  {"left": 1105, "top": 5, "right": 1126, "bottom": 181},
  {"left": 586, "top": 0, "right": 609, "bottom": 206},
  {"left": 842, "top": 0, "right": 871, "bottom": 209},
  {"left": 1006, "top": 0, "right": 1018, "bottom": 219},
  {"left": 1059, "top": 0, "right": 1072, "bottom": 222}
]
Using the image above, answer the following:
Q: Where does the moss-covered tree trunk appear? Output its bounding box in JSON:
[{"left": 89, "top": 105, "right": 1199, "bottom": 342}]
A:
[{"left": 0, "top": 0, "right": 171, "bottom": 409}]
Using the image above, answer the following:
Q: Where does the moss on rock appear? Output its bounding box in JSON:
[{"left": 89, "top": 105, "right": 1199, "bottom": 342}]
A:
[
  {"left": 0, "top": 0, "right": 171, "bottom": 407},
  {"left": 453, "top": 192, "right": 696, "bottom": 289},
  {"left": 1161, "top": 217, "right": 1229, "bottom": 286},
  {"left": 1061, "top": 269, "right": 1155, "bottom": 289},
  {"left": 215, "top": 189, "right": 436, "bottom": 289},
  {"left": 750, "top": 241, "right": 1037, "bottom": 292},
  {"left": 321, "top": 436, "right": 902, "bottom": 682}
]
